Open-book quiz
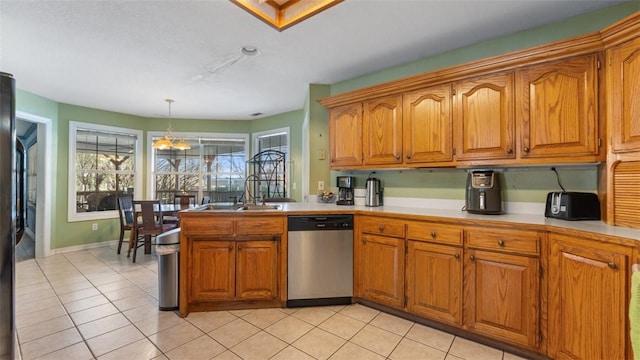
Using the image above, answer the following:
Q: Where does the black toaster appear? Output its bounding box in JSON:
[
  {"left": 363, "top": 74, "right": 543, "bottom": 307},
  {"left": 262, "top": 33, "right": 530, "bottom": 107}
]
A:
[{"left": 544, "top": 192, "right": 601, "bottom": 221}]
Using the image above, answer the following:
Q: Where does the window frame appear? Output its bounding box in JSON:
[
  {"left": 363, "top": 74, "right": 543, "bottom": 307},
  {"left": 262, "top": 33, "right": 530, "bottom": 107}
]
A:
[
  {"left": 68, "top": 121, "right": 144, "bottom": 222},
  {"left": 251, "top": 127, "right": 291, "bottom": 198},
  {"left": 146, "top": 131, "right": 250, "bottom": 201}
]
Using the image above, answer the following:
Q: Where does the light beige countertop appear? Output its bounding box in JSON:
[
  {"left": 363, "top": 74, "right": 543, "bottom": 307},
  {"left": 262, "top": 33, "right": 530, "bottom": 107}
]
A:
[{"left": 275, "top": 202, "right": 640, "bottom": 242}]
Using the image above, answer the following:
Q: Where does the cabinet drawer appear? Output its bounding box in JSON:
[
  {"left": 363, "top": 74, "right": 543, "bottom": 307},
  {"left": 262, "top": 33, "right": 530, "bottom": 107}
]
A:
[
  {"left": 183, "top": 217, "right": 234, "bottom": 236},
  {"left": 466, "top": 228, "right": 540, "bottom": 256},
  {"left": 360, "top": 217, "right": 405, "bottom": 238},
  {"left": 236, "top": 217, "right": 284, "bottom": 236},
  {"left": 406, "top": 221, "right": 462, "bottom": 246}
]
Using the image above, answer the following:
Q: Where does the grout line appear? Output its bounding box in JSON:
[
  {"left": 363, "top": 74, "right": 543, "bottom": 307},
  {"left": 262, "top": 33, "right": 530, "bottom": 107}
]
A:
[{"left": 17, "top": 246, "right": 517, "bottom": 360}]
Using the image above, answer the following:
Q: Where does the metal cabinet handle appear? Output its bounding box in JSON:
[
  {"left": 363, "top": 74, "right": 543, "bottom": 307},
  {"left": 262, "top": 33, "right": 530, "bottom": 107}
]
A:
[
  {"left": 379, "top": 224, "right": 385, "bottom": 232},
  {"left": 238, "top": 245, "right": 242, "bottom": 250},
  {"left": 431, "top": 231, "right": 437, "bottom": 238},
  {"left": 506, "top": 148, "right": 513, "bottom": 154},
  {"left": 608, "top": 262, "right": 617, "bottom": 270},
  {"left": 396, "top": 155, "right": 400, "bottom": 160},
  {"left": 470, "top": 255, "right": 475, "bottom": 261},
  {"left": 497, "top": 240, "right": 505, "bottom": 247},
  {"left": 407, "top": 154, "right": 411, "bottom": 160},
  {"left": 523, "top": 147, "right": 530, "bottom": 152},
  {"left": 229, "top": 245, "right": 233, "bottom": 250},
  {"left": 454, "top": 253, "right": 460, "bottom": 260}
]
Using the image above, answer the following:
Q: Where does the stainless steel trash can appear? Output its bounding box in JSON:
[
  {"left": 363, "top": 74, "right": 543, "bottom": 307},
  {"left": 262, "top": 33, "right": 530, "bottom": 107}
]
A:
[{"left": 156, "top": 227, "right": 180, "bottom": 311}]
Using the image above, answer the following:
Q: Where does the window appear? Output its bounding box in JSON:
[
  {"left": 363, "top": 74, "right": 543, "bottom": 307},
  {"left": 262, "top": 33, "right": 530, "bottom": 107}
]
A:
[
  {"left": 149, "top": 132, "right": 249, "bottom": 204},
  {"left": 68, "top": 122, "right": 143, "bottom": 221},
  {"left": 252, "top": 127, "right": 290, "bottom": 199}
]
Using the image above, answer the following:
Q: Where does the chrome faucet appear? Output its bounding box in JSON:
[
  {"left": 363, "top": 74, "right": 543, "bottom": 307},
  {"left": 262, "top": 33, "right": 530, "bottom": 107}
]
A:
[{"left": 242, "top": 174, "right": 260, "bottom": 206}]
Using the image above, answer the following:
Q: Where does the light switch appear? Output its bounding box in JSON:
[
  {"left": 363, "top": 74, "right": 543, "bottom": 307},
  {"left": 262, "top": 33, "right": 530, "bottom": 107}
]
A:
[{"left": 318, "top": 149, "right": 326, "bottom": 160}]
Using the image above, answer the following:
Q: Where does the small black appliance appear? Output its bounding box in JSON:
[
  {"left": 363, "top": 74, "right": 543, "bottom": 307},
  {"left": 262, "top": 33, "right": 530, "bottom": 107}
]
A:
[
  {"left": 544, "top": 167, "right": 601, "bottom": 221},
  {"left": 466, "top": 170, "right": 503, "bottom": 214},
  {"left": 545, "top": 192, "right": 601, "bottom": 220},
  {"left": 336, "top": 176, "right": 355, "bottom": 205}
]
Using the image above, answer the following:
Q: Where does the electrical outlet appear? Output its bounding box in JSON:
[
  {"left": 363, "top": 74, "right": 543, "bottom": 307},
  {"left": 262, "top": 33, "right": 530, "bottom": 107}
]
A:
[
  {"left": 318, "top": 181, "right": 324, "bottom": 191},
  {"left": 318, "top": 149, "right": 326, "bottom": 160},
  {"left": 92, "top": 223, "right": 98, "bottom": 231},
  {"left": 292, "top": 182, "right": 296, "bottom": 190}
]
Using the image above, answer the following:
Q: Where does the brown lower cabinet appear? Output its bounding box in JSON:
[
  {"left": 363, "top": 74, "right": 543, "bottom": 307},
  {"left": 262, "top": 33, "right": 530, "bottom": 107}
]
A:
[
  {"left": 464, "top": 248, "right": 540, "bottom": 349},
  {"left": 359, "top": 233, "right": 405, "bottom": 309},
  {"left": 180, "top": 215, "right": 284, "bottom": 316},
  {"left": 191, "top": 240, "right": 278, "bottom": 302},
  {"left": 548, "top": 232, "right": 632, "bottom": 359},
  {"left": 359, "top": 216, "right": 544, "bottom": 353},
  {"left": 406, "top": 240, "right": 462, "bottom": 326}
]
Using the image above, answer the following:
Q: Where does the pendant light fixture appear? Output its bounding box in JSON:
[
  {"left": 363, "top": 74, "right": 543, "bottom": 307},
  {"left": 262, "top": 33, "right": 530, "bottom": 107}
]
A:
[{"left": 153, "top": 99, "right": 191, "bottom": 150}]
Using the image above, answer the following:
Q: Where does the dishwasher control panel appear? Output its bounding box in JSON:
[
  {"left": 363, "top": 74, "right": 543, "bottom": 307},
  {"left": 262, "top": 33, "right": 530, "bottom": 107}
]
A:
[{"left": 287, "top": 215, "right": 353, "bottom": 231}]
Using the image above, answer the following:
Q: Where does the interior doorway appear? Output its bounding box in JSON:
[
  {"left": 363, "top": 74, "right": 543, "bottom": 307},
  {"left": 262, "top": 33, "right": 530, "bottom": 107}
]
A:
[{"left": 16, "top": 111, "right": 52, "bottom": 258}]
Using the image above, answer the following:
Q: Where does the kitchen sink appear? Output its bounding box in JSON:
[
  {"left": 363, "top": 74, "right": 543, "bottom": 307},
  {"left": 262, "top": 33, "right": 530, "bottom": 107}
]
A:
[
  {"left": 200, "top": 203, "right": 244, "bottom": 211},
  {"left": 237, "top": 204, "right": 281, "bottom": 211},
  {"left": 197, "top": 203, "right": 281, "bottom": 211}
]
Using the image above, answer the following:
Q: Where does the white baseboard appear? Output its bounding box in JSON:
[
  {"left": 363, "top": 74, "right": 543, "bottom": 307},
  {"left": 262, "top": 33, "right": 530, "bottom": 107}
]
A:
[{"left": 48, "top": 240, "right": 119, "bottom": 255}]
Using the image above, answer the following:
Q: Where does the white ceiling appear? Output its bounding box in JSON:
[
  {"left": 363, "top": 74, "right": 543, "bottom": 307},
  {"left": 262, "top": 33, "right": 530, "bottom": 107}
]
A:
[{"left": 0, "top": 0, "right": 627, "bottom": 121}]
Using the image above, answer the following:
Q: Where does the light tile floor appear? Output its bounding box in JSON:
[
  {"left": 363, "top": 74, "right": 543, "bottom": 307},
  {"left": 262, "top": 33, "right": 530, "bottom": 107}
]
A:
[{"left": 15, "top": 245, "right": 528, "bottom": 360}]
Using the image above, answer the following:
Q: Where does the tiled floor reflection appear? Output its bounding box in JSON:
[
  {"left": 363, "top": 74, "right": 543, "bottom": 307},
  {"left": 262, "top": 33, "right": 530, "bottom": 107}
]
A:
[{"left": 15, "top": 245, "right": 528, "bottom": 359}]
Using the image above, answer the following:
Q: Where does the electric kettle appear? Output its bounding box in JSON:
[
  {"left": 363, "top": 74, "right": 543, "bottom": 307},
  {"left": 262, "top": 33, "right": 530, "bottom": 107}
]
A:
[{"left": 365, "top": 176, "right": 383, "bottom": 207}]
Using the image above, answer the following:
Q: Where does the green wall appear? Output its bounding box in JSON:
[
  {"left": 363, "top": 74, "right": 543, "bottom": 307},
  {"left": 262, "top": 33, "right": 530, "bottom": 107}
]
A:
[
  {"left": 250, "top": 109, "right": 305, "bottom": 201},
  {"left": 15, "top": 90, "right": 60, "bottom": 250},
  {"left": 331, "top": 1, "right": 640, "bottom": 95},
  {"left": 307, "top": 84, "right": 331, "bottom": 197},
  {"left": 326, "top": 3, "right": 639, "bottom": 202},
  {"left": 16, "top": 97, "right": 304, "bottom": 250}
]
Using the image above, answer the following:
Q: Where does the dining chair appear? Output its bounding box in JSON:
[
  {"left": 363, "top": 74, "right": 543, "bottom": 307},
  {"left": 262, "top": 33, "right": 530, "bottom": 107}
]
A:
[
  {"left": 174, "top": 194, "right": 197, "bottom": 209},
  {"left": 129, "top": 200, "right": 177, "bottom": 263},
  {"left": 116, "top": 195, "right": 134, "bottom": 255}
]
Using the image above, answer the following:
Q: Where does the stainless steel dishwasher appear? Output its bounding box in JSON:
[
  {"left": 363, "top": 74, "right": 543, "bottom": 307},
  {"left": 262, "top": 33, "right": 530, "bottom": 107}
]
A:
[{"left": 287, "top": 215, "right": 353, "bottom": 307}]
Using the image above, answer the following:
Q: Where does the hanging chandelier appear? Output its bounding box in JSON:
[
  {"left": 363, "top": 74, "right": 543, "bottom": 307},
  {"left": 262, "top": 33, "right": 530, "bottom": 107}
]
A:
[{"left": 153, "top": 99, "right": 191, "bottom": 150}]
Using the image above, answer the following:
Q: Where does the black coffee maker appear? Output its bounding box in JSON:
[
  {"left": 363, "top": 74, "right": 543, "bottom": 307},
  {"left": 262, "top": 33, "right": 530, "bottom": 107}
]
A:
[
  {"left": 466, "top": 170, "right": 503, "bottom": 214},
  {"left": 336, "top": 176, "right": 355, "bottom": 205}
]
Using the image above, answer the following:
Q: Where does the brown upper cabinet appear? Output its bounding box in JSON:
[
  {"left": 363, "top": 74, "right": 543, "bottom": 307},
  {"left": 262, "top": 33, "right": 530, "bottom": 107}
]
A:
[
  {"left": 403, "top": 84, "right": 453, "bottom": 164},
  {"left": 363, "top": 95, "right": 403, "bottom": 166},
  {"left": 319, "top": 18, "right": 627, "bottom": 170},
  {"left": 325, "top": 53, "right": 603, "bottom": 169},
  {"left": 608, "top": 36, "right": 640, "bottom": 153},
  {"left": 329, "top": 102, "right": 363, "bottom": 167},
  {"left": 516, "top": 54, "right": 601, "bottom": 161},
  {"left": 454, "top": 72, "right": 515, "bottom": 161}
]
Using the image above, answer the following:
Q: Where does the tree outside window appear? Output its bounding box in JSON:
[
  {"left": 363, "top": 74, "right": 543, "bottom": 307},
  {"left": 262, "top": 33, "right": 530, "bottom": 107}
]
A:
[{"left": 68, "top": 122, "right": 142, "bottom": 221}]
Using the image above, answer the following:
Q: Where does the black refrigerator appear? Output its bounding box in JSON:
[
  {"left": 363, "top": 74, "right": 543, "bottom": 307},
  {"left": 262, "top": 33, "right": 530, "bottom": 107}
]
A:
[{"left": 0, "top": 72, "right": 17, "bottom": 360}]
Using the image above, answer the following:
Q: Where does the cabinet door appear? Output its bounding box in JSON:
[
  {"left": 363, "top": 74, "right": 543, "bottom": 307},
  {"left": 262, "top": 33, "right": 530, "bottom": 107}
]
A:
[
  {"left": 406, "top": 240, "right": 462, "bottom": 326},
  {"left": 360, "top": 234, "right": 404, "bottom": 309},
  {"left": 464, "top": 249, "right": 539, "bottom": 349},
  {"left": 329, "top": 103, "right": 363, "bottom": 168},
  {"left": 548, "top": 233, "right": 629, "bottom": 360},
  {"left": 517, "top": 54, "right": 599, "bottom": 159},
  {"left": 191, "top": 241, "right": 235, "bottom": 301},
  {"left": 455, "top": 72, "right": 515, "bottom": 161},
  {"left": 236, "top": 240, "right": 278, "bottom": 300},
  {"left": 403, "top": 84, "right": 453, "bottom": 164},
  {"left": 609, "top": 37, "right": 640, "bottom": 153},
  {"left": 363, "top": 95, "right": 403, "bottom": 165}
]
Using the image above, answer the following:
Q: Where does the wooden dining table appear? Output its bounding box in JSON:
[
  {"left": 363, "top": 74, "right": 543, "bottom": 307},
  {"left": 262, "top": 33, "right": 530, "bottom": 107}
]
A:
[{"left": 128, "top": 203, "right": 196, "bottom": 255}]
